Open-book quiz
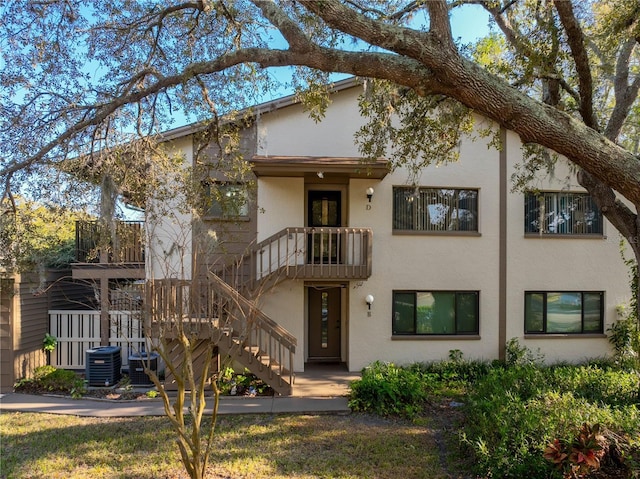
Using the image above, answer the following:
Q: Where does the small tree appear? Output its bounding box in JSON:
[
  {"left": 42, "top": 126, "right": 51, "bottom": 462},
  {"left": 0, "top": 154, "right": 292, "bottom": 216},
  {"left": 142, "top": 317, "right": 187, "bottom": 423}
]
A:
[
  {"left": 609, "top": 243, "right": 640, "bottom": 371},
  {"left": 107, "top": 137, "right": 261, "bottom": 479}
]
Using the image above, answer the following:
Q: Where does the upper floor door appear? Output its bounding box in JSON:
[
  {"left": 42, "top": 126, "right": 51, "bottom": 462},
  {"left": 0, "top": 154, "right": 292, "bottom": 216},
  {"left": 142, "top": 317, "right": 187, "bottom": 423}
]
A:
[{"left": 307, "top": 190, "right": 342, "bottom": 264}]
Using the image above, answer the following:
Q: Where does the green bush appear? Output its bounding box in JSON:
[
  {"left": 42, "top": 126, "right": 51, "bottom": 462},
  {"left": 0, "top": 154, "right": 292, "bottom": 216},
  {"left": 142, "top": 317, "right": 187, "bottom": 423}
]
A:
[
  {"left": 350, "top": 354, "right": 639, "bottom": 478},
  {"left": 414, "top": 357, "right": 494, "bottom": 386},
  {"left": 217, "top": 367, "right": 273, "bottom": 396},
  {"left": 548, "top": 365, "right": 639, "bottom": 406},
  {"left": 348, "top": 361, "right": 430, "bottom": 418},
  {"left": 463, "top": 365, "right": 640, "bottom": 478},
  {"left": 15, "top": 365, "right": 86, "bottom": 397}
]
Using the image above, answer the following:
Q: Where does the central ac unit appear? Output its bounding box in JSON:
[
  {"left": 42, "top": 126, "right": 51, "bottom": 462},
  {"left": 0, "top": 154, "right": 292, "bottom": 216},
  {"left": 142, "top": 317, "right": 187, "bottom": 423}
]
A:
[
  {"left": 85, "top": 346, "right": 122, "bottom": 386},
  {"left": 128, "top": 352, "right": 159, "bottom": 386}
]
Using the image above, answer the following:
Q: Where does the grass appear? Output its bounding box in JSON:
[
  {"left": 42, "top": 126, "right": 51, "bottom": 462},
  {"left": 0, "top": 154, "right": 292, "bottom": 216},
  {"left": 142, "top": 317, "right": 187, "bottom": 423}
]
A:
[{"left": 0, "top": 412, "right": 458, "bottom": 479}]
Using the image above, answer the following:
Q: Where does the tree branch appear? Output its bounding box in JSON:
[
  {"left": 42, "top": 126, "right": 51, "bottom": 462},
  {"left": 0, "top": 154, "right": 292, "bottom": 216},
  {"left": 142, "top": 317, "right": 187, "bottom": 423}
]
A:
[
  {"left": 480, "top": 0, "right": 537, "bottom": 60},
  {"left": 425, "top": 0, "right": 453, "bottom": 47},
  {"left": 300, "top": 0, "right": 453, "bottom": 61},
  {"left": 578, "top": 170, "right": 638, "bottom": 243},
  {"left": 605, "top": 39, "right": 640, "bottom": 141},
  {"left": 252, "top": 1, "right": 313, "bottom": 52},
  {"left": 0, "top": 47, "right": 433, "bottom": 180},
  {"left": 553, "top": 0, "right": 597, "bottom": 129}
]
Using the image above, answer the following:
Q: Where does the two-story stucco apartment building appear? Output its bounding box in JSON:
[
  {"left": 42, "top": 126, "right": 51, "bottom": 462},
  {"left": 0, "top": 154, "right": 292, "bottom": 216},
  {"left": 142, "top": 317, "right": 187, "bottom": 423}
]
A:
[{"left": 145, "top": 77, "right": 630, "bottom": 381}]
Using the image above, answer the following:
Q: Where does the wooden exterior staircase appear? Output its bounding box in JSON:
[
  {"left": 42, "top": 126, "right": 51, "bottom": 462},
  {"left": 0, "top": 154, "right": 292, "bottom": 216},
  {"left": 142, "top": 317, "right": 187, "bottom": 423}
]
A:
[
  {"left": 146, "top": 274, "right": 296, "bottom": 396},
  {"left": 146, "top": 227, "right": 372, "bottom": 396}
]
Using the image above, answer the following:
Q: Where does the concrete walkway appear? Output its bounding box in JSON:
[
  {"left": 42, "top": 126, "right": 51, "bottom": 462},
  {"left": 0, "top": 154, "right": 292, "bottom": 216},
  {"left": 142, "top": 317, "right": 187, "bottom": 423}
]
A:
[
  {"left": 0, "top": 365, "right": 360, "bottom": 417},
  {"left": 0, "top": 393, "right": 351, "bottom": 417}
]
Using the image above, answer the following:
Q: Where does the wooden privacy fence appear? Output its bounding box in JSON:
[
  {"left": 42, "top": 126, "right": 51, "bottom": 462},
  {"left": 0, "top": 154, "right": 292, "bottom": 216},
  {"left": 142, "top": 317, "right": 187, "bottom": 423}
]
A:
[{"left": 49, "top": 310, "right": 146, "bottom": 369}]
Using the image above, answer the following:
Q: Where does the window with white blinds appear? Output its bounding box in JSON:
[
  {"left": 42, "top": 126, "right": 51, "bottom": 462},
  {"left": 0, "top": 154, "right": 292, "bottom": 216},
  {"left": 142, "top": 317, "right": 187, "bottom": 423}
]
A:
[{"left": 393, "top": 187, "right": 478, "bottom": 232}]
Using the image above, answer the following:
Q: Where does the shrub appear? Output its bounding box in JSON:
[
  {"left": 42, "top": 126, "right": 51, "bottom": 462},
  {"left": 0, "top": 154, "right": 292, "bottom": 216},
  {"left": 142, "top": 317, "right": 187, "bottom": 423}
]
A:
[
  {"left": 463, "top": 366, "right": 640, "bottom": 478},
  {"left": 15, "top": 365, "right": 86, "bottom": 397},
  {"left": 348, "top": 361, "right": 430, "bottom": 418},
  {"left": 414, "top": 356, "right": 494, "bottom": 386},
  {"left": 548, "top": 365, "right": 639, "bottom": 407},
  {"left": 217, "top": 367, "right": 273, "bottom": 396}
]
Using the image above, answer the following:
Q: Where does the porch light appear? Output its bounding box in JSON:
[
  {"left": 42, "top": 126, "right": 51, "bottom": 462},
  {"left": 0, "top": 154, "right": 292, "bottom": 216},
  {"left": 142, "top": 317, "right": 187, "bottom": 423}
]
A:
[
  {"left": 366, "top": 187, "right": 374, "bottom": 202},
  {"left": 365, "top": 294, "right": 374, "bottom": 310}
]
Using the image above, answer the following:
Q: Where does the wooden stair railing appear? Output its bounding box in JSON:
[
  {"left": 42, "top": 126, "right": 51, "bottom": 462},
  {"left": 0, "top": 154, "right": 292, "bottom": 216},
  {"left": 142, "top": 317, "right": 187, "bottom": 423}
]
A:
[{"left": 146, "top": 275, "right": 296, "bottom": 395}]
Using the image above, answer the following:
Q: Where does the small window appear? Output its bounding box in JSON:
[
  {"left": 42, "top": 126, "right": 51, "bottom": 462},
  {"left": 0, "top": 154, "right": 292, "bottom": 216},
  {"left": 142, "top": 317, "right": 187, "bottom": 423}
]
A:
[
  {"left": 204, "top": 182, "right": 248, "bottom": 218},
  {"left": 524, "top": 291, "right": 604, "bottom": 334},
  {"left": 393, "top": 291, "right": 479, "bottom": 335},
  {"left": 524, "top": 192, "right": 602, "bottom": 235},
  {"left": 393, "top": 187, "right": 478, "bottom": 233}
]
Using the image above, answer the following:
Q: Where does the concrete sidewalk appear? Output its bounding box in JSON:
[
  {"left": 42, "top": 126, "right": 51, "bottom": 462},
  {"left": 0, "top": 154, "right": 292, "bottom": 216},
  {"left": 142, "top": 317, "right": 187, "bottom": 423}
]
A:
[
  {"left": 0, "top": 392, "right": 351, "bottom": 417},
  {"left": 0, "top": 364, "right": 359, "bottom": 417}
]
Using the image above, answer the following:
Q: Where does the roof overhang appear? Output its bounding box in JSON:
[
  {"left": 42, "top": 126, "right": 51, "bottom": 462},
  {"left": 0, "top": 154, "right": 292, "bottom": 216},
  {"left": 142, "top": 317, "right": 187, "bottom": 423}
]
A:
[{"left": 250, "top": 156, "right": 390, "bottom": 179}]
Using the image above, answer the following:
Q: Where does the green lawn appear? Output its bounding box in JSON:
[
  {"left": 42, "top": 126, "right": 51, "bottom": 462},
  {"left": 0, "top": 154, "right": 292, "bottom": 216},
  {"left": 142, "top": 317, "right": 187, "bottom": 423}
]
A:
[{"left": 0, "top": 412, "right": 461, "bottom": 479}]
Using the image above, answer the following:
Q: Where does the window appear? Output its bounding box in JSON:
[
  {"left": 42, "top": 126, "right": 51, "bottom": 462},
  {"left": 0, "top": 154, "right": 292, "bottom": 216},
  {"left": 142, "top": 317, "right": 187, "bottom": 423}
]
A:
[
  {"left": 204, "top": 182, "right": 248, "bottom": 218},
  {"left": 393, "top": 291, "right": 479, "bottom": 335},
  {"left": 393, "top": 187, "right": 478, "bottom": 232},
  {"left": 525, "top": 292, "right": 604, "bottom": 334},
  {"left": 524, "top": 192, "right": 602, "bottom": 235}
]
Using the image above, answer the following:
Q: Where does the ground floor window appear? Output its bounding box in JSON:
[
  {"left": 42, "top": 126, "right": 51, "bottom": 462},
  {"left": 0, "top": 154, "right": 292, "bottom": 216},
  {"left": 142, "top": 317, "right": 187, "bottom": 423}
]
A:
[
  {"left": 392, "top": 291, "right": 479, "bottom": 335},
  {"left": 525, "top": 291, "right": 604, "bottom": 334}
]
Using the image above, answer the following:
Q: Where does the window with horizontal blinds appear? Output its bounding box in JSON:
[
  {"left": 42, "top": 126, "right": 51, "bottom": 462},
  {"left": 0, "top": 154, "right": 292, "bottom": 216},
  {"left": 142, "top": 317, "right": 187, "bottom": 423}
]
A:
[
  {"left": 524, "top": 192, "right": 602, "bottom": 235},
  {"left": 393, "top": 187, "right": 478, "bottom": 232}
]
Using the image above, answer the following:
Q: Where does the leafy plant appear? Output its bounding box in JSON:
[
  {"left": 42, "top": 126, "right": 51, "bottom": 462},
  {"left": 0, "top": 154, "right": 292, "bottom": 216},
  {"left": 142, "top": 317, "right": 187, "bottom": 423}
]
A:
[
  {"left": 217, "top": 367, "right": 273, "bottom": 396},
  {"left": 505, "top": 337, "right": 544, "bottom": 367},
  {"left": 70, "top": 379, "right": 88, "bottom": 399},
  {"left": 608, "top": 315, "right": 640, "bottom": 371},
  {"left": 14, "top": 365, "right": 86, "bottom": 397},
  {"left": 544, "top": 423, "right": 607, "bottom": 479},
  {"left": 463, "top": 364, "right": 640, "bottom": 478},
  {"left": 348, "top": 361, "right": 430, "bottom": 418},
  {"left": 42, "top": 333, "right": 57, "bottom": 352},
  {"left": 611, "top": 243, "right": 640, "bottom": 371}
]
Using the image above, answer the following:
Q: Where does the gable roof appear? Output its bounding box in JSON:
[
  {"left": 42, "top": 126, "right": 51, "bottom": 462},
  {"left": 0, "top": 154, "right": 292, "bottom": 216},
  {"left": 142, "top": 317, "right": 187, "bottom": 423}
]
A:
[{"left": 158, "top": 77, "right": 361, "bottom": 143}]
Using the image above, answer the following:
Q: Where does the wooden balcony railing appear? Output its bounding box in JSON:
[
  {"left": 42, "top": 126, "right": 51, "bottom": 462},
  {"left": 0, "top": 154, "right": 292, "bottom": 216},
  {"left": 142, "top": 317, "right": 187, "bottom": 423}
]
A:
[
  {"left": 216, "top": 227, "right": 373, "bottom": 294},
  {"left": 76, "top": 220, "right": 145, "bottom": 264}
]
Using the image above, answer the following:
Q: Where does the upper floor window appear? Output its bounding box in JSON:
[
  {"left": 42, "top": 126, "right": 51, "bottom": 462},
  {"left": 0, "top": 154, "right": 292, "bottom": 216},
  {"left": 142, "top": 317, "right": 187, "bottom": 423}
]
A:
[
  {"left": 524, "top": 191, "right": 602, "bottom": 236},
  {"left": 204, "top": 182, "right": 249, "bottom": 219},
  {"left": 525, "top": 291, "right": 604, "bottom": 334},
  {"left": 393, "top": 290, "right": 479, "bottom": 335},
  {"left": 393, "top": 187, "right": 478, "bottom": 233}
]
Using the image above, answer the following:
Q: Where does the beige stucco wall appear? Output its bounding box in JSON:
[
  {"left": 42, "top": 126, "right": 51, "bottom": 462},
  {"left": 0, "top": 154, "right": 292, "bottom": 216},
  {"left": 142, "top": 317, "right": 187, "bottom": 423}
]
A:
[
  {"left": 257, "top": 88, "right": 363, "bottom": 157},
  {"left": 256, "top": 177, "right": 305, "bottom": 240},
  {"left": 256, "top": 281, "right": 306, "bottom": 371},
  {"left": 344, "top": 132, "right": 503, "bottom": 370},
  {"left": 253, "top": 84, "right": 630, "bottom": 371},
  {"left": 147, "top": 136, "right": 194, "bottom": 280},
  {"left": 503, "top": 130, "right": 629, "bottom": 363}
]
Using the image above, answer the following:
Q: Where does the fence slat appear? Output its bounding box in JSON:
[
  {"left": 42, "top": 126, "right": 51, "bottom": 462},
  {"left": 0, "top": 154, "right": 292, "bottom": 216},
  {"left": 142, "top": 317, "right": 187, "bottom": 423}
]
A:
[{"left": 49, "top": 310, "right": 145, "bottom": 370}]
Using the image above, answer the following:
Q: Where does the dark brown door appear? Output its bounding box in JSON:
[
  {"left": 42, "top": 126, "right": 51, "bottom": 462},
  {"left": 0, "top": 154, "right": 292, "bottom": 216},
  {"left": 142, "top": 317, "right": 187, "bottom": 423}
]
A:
[
  {"left": 308, "top": 191, "right": 341, "bottom": 263},
  {"left": 308, "top": 287, "right": 341, "bottom": 359}
]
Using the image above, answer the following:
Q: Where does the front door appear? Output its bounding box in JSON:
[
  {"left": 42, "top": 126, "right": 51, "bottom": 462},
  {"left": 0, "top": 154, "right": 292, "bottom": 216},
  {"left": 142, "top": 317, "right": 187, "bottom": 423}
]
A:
[
  {"left": 308, "top": 190, "right": 341, "bottom": 264},
  {"left": 308, "top": 287, "right": 341, "bottom": 360}
]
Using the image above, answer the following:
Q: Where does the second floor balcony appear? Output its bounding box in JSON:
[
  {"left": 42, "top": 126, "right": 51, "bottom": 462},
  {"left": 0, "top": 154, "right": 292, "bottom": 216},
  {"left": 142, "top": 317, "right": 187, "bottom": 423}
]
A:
[
  {"left": 232, "top": 227, "right": 373, "bottom": 291},
  {"left": 75, "top": 220, "right": 145, "bottom": 265}
]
